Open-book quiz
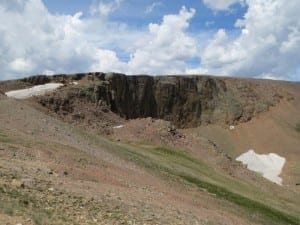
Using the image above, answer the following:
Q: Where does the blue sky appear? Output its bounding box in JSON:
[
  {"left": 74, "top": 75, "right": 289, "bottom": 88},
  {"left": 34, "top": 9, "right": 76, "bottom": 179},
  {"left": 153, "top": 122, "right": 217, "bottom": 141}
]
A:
[
  {"left": 43, "top": 0, "right": 246, "bottom": 30},
  {"left": 0, "top": 0, "right": 299, "bottom": 81}
]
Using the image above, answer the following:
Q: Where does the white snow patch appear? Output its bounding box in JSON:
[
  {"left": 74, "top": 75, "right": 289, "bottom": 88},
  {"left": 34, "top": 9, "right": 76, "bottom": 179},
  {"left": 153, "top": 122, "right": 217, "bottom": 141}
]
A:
[
  {"left": 72, "top": 82, "right": 78, "bottom": 85},
  {"left": 113, "top": 125, "right": 124, "bottom": 129},
  {"left": 236, "top": 150, "right": 286, "bottom": 185},
  {"left": 5, "top": 83, "right": 63, "bottom": 99}
]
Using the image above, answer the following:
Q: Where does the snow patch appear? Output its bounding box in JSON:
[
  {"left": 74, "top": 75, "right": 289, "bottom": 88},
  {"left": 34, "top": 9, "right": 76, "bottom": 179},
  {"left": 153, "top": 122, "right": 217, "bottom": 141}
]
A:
[
  {"left": 236, "top": 150, "right": 286, "bottom": 185},
  {"left": 113, "top": 125, "right": 124, "bottom": 129},
  {"left": 5, "top": 83, "right": 63, "bottom": 99}
]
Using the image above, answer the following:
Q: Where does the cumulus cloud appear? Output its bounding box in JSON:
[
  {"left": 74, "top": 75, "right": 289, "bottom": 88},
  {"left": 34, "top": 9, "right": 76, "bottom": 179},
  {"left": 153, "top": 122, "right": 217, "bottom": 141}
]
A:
[
  {"left": 0, "top": 1, "right": 199, "bottom": 80},
  {"left": 128, "top": 7, "right": 198, "bottom": 74},
  {"left": 200, "top": 0, "right": 300, "bottom": 80},
  {"left": 0, "top": 0, "right": 135, "bottom": 80},
  {"left": 0, "top": 0, "right": 299, "bottom": 81},
  {"left": 0, "top": 1, "right": 83, "bottom": 78},
  {"left": 90, "top": 49, "right": 127, "bottom": 72},
  {"left": 203, "top": 0, "right": 243, "bottom": 11}
]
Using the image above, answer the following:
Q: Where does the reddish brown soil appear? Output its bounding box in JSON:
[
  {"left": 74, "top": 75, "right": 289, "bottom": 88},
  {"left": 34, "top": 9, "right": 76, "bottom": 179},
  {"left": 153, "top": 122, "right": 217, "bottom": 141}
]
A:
[{"left": 0, "top": 75, "right": 299, "bottom": 225}]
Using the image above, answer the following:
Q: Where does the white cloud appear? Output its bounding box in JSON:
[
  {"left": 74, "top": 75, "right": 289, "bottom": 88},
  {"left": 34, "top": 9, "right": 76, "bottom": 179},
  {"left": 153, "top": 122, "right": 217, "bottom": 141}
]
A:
[
  {"left": 0, "top": 0, "right": 84, "bottom": 77},
  {"left": 0, "top": 0, "right": 299, "bottom": 81},
  {"left": 9, "top": 58, "right": 35, "bottom": 73},
  {"left": 90, "top": 0, "right": 123, "bottom": 17},
  {"left": 90, "top": 49, "right": 127, "bottom": 72},
  {"left": 145, "top": 2, "right": 162, "bottom": 14},
  {"left": 128, "top": 6, "right": 198, "bottom": 74},
  {"left": 0, "top": 1, "right": 200, "bottom": 80},
  {"left": 203, "top": 0, "right": 244, "bottom": 11},
  {"left": 0, "top": 0, "right": 135, "bottom": 80},
  {"left": 200, "top": 0, "right": 300, "bottom": 80}
]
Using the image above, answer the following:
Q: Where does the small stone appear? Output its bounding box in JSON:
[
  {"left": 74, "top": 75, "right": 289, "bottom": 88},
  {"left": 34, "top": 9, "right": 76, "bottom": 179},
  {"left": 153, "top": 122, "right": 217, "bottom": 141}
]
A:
[
  {"left": 11, "top": 179, "right": 22, "bottom": 187},
  {"left": 20, "top": 178, "right": 34, "bottom": 189}
]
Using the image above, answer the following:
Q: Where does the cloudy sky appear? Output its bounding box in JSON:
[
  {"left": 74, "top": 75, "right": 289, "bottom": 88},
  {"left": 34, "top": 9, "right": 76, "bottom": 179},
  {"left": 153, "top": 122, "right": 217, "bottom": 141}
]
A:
[{"left": 0, "top": 0, "right": 299, "bottom": 81}]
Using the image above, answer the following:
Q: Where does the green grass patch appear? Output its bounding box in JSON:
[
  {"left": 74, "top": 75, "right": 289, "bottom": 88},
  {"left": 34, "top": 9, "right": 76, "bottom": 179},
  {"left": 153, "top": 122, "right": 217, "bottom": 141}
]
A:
[
  {"left": 99, "top": 141, "right": 300, "bottom": 225},
  {"left": 0, "top": 130, "right": 38, "bottom": 149},
  {"left": 0, "top": 131, "right": 13, "bottom": 143},
  {"left": 59, "top": 127, "right": 300, "bottom": 224},
  {"left": 179, "top": 174, "right": 299, "bottom": 225}
]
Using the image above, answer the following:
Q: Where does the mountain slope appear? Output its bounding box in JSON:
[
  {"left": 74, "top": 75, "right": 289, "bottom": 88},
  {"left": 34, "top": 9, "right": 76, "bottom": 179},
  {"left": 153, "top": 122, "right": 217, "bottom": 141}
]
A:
[
  {"left": 0, "top": 73, "right": 299, "bottom": 225},
  {"left": 185, "top": 82, "right": 300, "bottom": 187}
]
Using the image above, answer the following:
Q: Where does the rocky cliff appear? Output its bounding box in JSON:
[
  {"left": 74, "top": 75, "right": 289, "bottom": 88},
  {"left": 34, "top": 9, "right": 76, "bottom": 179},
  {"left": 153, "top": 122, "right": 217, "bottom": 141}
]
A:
[{"left": 26, "top": 72, "right": 284, "bottom": 128}]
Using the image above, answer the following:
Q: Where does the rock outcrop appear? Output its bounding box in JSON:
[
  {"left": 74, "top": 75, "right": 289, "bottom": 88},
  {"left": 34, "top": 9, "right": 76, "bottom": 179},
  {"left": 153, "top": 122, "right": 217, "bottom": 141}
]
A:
[
  {"left": 21, "top": 75, "right": 51, "bottom": 85},
  {"left": 36, "top": 73, "right": 282, "bottom": 128}
]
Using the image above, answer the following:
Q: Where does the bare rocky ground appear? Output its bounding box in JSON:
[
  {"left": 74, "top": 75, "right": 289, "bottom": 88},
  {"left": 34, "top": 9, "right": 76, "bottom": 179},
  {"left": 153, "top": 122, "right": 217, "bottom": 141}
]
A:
[
  {"left": 0, "top": 96, "right": 255, "bottom": 225},
  {"left": 0, "top": 74, "right": 299, "bottom": 225}
]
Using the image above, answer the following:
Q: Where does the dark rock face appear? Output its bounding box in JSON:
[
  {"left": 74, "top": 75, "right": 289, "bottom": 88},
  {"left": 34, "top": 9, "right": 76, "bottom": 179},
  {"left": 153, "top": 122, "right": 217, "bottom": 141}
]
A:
[
  {"left": 21, "top": 75, "right": 51, "bottom": 85},
  {"left": 83, "top": 74, "right": 227, "bottom": 127},
  {"left": 37, "top": 73, "right": 281, "bottom": 128}
]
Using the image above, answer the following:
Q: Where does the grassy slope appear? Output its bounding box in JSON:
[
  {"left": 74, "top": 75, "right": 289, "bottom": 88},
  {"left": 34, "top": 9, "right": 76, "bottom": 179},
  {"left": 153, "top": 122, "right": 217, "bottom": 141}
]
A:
[
  {"left": 2, "top": 128, "right": 299, "bottom": 225},
  {"left": 79, "top": 128, "right": 300, "bottom": 225},
  {"left": 1, "top": 123, "right": 299, "bottom": 224},
  {"left": 0, "top": 97, "right": 299, "bottom": 225},
  {"left": 189, "top": 83, "right": 300, "bottom": 187}
]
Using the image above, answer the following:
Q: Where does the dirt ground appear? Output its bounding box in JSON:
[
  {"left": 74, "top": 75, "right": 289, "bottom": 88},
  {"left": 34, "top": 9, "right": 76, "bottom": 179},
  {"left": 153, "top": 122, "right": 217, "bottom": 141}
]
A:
[
  {"left": 0, "top": 96, "right": 261, "bottom": 225},
  {"left": 0, "top": 77, "right": 299, "bottom": 225}
]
